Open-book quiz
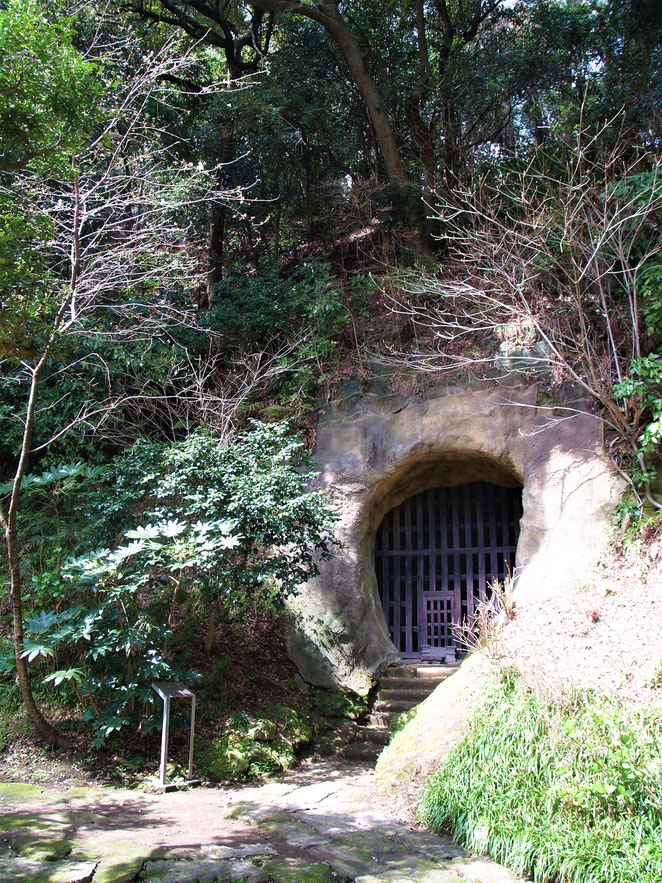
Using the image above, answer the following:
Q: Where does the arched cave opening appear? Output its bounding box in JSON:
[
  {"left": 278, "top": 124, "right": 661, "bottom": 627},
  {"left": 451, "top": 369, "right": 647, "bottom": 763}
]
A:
[{"left": 372, "top": 454, "right": 523, "bottom": 661}]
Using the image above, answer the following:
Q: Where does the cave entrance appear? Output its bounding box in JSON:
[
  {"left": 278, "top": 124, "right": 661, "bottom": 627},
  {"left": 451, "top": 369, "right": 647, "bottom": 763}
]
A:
[{"left": 374, "top": 482, "right": 523, "bottom": 659}]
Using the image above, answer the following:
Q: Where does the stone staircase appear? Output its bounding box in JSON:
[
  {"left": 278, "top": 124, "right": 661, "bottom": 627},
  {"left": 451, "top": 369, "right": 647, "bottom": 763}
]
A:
[{"left": 341, "top": 662, "right": 459, "bottom": 763}]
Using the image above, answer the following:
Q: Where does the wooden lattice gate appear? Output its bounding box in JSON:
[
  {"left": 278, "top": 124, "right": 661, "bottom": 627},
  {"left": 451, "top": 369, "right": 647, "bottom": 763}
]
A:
[{"left": 374, "top": 482, "right": 522, "bottom": 658}]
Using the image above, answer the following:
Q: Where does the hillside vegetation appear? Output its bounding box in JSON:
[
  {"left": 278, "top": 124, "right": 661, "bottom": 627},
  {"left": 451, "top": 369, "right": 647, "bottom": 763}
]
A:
[{"left": 1, "top": 0, "right": 661, "bottom": 879}]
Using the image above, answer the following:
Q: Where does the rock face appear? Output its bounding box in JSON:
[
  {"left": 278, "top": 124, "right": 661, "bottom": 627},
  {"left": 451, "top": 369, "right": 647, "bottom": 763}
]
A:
[{"left": 287, "top": 377, "right": 620, "bottom": 692}]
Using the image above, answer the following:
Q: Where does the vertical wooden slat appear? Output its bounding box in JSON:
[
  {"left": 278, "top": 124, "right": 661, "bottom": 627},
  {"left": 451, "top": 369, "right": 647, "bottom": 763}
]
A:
[
  {"left": 475, "top": 481, "right": 486, "bottom": 602},
  {"left": 393, "top": 506, "right": 401, "bottom": 650},
  {"left": 403, "top": 497, "right": 412, "bottom": 653},
  {"left": 439, "top": 487, "right": 448, "bottom": 599},
  {"left": 465, "top": 484, "right": 475, "bottom": 622},
  {"left": 415, "top": 493, "right": 424, "bottom": 653},
  {"left": 381, "top": 538, "right": 390, "bottom": 621},
  {"left": 427, "top": 489, "right": 436, "bottom": 643},
  {"left": 499, "top": 486, "right": 511, "bottom": 581},
  {"left": 487, "top": 484, "right": 499, "bottom": 585},
  {"left": 451, "top": 486, "right": 461, "bottom": 629},
  {"left": 404, "top": 554, "right": 412, "bottom": 653}
]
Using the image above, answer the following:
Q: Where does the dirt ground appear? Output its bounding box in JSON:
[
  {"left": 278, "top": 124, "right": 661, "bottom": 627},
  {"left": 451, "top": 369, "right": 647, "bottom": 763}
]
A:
[{"left": 500, "top": 530, "right": 662, "bottom": 704}]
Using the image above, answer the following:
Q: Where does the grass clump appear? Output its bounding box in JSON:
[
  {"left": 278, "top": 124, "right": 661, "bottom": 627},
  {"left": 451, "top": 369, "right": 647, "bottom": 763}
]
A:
[
  {"left": 389, "top": 706, "right": 417, "bottom": 739},
  {"left": 418, "top": 670, "right": 662, "bottom": 883}
]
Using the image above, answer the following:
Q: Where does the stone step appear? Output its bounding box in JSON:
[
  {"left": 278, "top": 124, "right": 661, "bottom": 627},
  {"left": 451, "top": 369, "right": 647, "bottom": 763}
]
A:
[
  {"left": 379, "top": 676, "right": 445, "bottom": 690},
  {"left": 355, "top": 726, "right": 390, "bottom": 746},
  {"left": 342, "top": 742, "right": 382, "bottom": 762},
  {"left": 414, "top": 664, "right": 460, "bottom": 679},
  {"left": 383, "top": 663, "right": 460, "bottom": 678},
  {"left": 377, "top": 688, "right": 434, "bottom": 703},
  {"left": 369, "top": 711, "right": 394, "bottom": 727},
  {"left": 383, "top": 665, "right": 416, "bottom": 677},
  {"left": 373, "top": 699, "right": 422, "bottom": 714}
]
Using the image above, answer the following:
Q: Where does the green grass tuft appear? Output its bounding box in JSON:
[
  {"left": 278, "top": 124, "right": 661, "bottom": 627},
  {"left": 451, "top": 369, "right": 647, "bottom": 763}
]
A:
[{"left": 418, "top": 671, "right": 662, "bottom": 883}]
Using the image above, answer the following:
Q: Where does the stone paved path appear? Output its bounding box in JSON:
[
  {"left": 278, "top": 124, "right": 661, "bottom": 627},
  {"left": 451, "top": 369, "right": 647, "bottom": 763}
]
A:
[{"left": 0, "top": 760, "right": 523, "bottom": 883}]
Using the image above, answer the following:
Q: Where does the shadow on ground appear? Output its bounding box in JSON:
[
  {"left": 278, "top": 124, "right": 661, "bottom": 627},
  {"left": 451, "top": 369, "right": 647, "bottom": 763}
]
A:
[{"left": 0, "top": 760, "right": 521, "bottom": 882}]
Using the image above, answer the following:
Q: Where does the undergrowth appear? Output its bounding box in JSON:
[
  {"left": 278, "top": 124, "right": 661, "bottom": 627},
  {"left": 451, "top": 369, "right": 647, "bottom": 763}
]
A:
[
  {"left": 418, "top": 670, "right": 662, "bottom": 883},
  {"left": 196, "top": 704, "right": 316, "bottom": 781}
]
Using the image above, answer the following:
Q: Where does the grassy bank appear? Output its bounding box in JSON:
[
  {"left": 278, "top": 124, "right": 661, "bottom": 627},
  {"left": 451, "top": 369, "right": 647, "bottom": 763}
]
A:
[{"left": 418, "top": 671, "right": 662, "bottom": 883}]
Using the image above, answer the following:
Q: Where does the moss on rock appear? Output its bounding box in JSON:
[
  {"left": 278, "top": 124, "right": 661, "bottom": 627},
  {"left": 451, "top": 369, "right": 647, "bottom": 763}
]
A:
[
  {"left": 262, "top": 857, "right": 335, "bottom": 882},
  {"left": 0, "top": 783, "right": 46, "bottom": 801},
  {"left": 196, "top": 704, "right": 315, "bottom": 782},
  {"left": 19, "top": 839, "right": 75, "bottom": 860},
  {"left": 311, "top": 687, "right": 368, "bottom": 720}
]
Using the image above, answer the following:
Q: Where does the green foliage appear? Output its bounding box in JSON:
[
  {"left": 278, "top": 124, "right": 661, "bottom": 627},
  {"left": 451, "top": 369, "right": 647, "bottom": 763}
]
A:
[
  {"left": 137, "top": 422, "right": 338, "bottom": 612},
  {"left": 311, "top": 687, "right": 367, "bottom": 721},
  {"left": 0, "top": 0, "right": 101, "bottom": 172},
  {"left": 196, "top": 704, "right": 315, "bottom": 781},
  {"left": 613, "top": 355, "right": 662, "bottom": 488},
  {"left": 0, "top": 0, "right": 104, "bottom": 365},
  {"left": 641, "top": 260, "right": 662, "bottom": 340},
  {"left": 418, "top": 673, "right": 662, "bottom": 883},
  {"left": 208, "top": 259, "right": 346, "bottom": 343},
  {"left": 22, "top": 594, "right": 198, "bottom": 747},
  {"left": 7, "top": 423, "right": 336, "bottom": 744},
  {"left": 389, "top": 706, "right": 417, "bottom": 738}
]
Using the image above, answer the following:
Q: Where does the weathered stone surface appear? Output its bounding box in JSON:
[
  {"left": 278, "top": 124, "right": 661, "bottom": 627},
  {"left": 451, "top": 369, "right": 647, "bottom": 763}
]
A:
[
  {"left": 0, "top": 856, "right": 97, "bottom": 883},
  {"left": 450, "top": 857, "right": 523, "bottom": 883},
  {"left": 46, "top": 863, "right": 98, "bottom": 883},
  {"left": 288, "top": 379, "right": 620, "bottom": 689},
  {"left": 354, "top": 873, "right": 417, "bottom": 883},
  {"left": 92, "top": 855, "right": 145, "bottom": 883},
  {"left": 262, "top": 857, "right": 335, "bottom": 882},
  {"left": 19, "top": 838, "right": 75, "bottom": 860},
  {"left": 140, "top": 856, "right": 267, "bottom": 882},
  {"left": 0, "top": 757, "right": 525, "bottom": 883},
  {"left": 0, "top": 783, "right": 45, "bottom": 801}
]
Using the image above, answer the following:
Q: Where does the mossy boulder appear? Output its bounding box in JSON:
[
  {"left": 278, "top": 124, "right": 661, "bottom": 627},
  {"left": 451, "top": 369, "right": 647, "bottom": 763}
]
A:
[
  {"left": 247, "top": 719, "right": 278, "bottom": 741},
  {"left": 196, "top": 705, "right": 315, "bottom": 782}
]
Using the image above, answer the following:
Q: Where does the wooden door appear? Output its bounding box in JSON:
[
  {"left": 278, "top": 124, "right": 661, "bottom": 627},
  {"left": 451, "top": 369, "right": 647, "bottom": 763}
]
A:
[{"left": 374, "top": 482, "right": 522, "bottom": 657}]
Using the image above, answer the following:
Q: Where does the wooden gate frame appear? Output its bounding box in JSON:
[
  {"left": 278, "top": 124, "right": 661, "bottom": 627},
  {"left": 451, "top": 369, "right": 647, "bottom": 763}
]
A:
[{"left": 374, "top": 481, "right": 522, "bottom": 658}]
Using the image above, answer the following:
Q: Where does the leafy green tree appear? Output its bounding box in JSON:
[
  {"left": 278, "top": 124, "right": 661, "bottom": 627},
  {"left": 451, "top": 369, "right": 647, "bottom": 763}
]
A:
[
  {"left": 0, "top": 0, "right": 99, "bottom": 172},
  {"left": 0, "top": 2, "right": 235, "bottom": 745},
  {"left": 14, "top": 424, "right": 336, "bottom": 744}
]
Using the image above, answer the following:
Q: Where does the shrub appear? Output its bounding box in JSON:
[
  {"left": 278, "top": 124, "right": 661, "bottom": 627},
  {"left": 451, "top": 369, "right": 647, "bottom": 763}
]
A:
[{"left": 5, "top": 422, "right": 337, "bottom": 745}]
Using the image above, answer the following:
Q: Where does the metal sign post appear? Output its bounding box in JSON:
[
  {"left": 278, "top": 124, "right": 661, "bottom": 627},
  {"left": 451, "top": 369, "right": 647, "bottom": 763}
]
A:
[{"left": 151, "top": 681, "right": 199, "bottom": 789}]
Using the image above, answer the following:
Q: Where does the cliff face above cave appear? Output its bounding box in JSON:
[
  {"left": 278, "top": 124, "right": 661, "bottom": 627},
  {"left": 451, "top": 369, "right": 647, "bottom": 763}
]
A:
[{"left": 287, "top": 376, "right": 621, "bottom": 693}]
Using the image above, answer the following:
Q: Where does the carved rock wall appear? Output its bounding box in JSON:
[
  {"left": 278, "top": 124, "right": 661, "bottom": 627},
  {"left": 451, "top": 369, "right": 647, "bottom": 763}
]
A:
[{"left": 287, "top": 379, "right": 620, "bottom": 693}]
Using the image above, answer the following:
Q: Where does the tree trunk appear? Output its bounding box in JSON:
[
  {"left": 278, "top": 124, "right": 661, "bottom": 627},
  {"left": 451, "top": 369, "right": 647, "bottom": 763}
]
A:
[
  {"left": 204, "top": 607, "right": 216, "bottom": 657},
  {"left": 1, "top": 357, "right": 66, "bottom": 747},
  {"left": 205, "top": 202, "right": 226, "bottom": 306},
  {"left": 249, "top": 0, "right": 428, "bottom": 250},
  {"left": 406, "top": 0, "right": 435, "bottom": 242},
  {"left": 6, "top": 519, "right": 64, "bottom": 746},
  {"left": 320, "top": 7, "right": 409, "bottom": 192}
]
